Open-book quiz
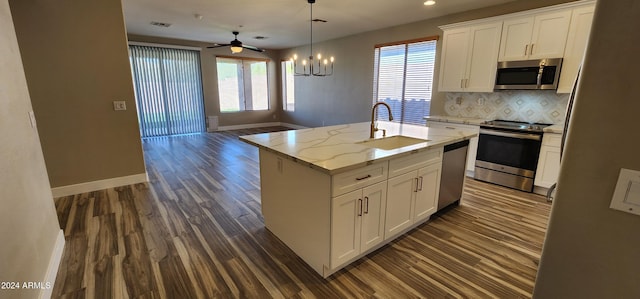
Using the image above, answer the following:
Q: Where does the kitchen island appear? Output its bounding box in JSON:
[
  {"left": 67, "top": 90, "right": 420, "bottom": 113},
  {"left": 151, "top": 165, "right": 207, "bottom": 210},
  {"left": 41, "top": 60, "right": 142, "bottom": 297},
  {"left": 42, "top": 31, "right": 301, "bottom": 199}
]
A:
[{"left": 240, "top": 121, "right": 476, "bottom": 277}]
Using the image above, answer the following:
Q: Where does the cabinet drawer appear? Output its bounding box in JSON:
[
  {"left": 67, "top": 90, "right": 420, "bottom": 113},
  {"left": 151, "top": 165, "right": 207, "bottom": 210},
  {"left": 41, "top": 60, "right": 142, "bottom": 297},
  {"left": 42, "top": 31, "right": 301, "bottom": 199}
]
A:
[
  {"left": 427, "top": 121, "right": 479, "bottom": 133},
  {"left": 332, "top": 162, "right": 388, "bottom": 197},
  {"left": 388, "top": 148, "right": 443, "bottom": 178},
  {"left": 542, "top": 133, "right": 562, "bottom": 147}
]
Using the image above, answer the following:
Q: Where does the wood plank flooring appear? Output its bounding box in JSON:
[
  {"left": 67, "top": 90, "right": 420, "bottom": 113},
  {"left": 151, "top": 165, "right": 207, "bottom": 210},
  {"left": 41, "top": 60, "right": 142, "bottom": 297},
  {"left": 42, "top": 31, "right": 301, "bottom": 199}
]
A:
[{"left": 52, "top": 127, "right": 551, "bottom": 298}]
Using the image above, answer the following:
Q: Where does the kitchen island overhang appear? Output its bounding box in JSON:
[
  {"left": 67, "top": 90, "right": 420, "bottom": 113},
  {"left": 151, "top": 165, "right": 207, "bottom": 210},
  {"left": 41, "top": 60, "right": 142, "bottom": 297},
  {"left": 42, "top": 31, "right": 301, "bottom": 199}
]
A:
[{"left": 240, "top": 121, "right": 477, "bottom": 277}]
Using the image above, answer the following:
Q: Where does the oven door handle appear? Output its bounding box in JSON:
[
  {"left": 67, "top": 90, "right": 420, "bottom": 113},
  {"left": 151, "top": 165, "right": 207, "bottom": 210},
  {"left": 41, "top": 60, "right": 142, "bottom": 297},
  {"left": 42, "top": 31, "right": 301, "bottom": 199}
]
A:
[{"left": 480, "top": 129, "right": 542, "bottom": 141}]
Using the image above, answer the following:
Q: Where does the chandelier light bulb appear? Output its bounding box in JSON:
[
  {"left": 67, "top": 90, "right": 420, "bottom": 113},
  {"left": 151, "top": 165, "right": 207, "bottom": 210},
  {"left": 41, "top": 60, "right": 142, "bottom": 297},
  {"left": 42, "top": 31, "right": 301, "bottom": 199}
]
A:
[
  {"left": 302, "top": 60, "right": 307, "bottom": 66},
  {"left": 330, "top": 56, "right": 335, "bottom": 63},
  {"left": 317, "top": 53, "right": 322, "bottom": 60},
  {"left": 424, "top": 0, "right": 436, "bottom": 6},
  {"left": 323, "top": 59, "right": 328, "bottom": 65},
  {"left": 293, "top": 54, "right": 298, "bottom": 60}
]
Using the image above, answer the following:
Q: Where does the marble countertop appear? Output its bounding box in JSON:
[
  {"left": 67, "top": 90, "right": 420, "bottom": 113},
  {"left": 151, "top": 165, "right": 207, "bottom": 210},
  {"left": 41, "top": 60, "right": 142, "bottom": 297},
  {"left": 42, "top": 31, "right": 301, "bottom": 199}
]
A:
[
  {"left": 543, "top": 123, "right": 564, "bottom": 134},
  {"left": 240, "top": 121, "right": 477, "bottom": 175},
  {"left": 424, "top": 115, "right": 487, "bottom": 126}
]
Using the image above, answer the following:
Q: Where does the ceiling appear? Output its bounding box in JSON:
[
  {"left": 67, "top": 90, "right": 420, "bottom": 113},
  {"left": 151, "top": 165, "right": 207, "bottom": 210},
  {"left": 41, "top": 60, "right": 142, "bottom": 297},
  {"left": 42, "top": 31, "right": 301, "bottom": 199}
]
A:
[{"left": 123, "top": 0, "right": 518, "bottom": 50}]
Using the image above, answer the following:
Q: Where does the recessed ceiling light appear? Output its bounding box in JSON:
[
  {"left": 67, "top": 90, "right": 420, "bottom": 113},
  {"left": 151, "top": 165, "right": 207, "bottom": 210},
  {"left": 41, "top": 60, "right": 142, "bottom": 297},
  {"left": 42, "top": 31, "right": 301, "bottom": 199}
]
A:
[{"left": 424, "top": 0, "right": 436, "bottom": 6}]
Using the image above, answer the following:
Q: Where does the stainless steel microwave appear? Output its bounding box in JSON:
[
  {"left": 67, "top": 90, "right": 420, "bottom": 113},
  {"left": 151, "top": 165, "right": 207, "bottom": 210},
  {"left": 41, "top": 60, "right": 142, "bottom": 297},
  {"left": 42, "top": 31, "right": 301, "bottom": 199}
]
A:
[{"left": 494, "top": 58, "right": 562, "bottom": 90}]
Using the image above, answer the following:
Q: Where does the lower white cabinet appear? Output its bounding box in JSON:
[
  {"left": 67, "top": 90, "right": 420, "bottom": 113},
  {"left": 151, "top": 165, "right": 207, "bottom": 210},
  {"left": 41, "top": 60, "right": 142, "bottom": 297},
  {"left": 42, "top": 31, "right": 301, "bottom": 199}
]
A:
[
  {"left": 385, "top": 163, "right": 441, "bottom": 239},
  {"left": 535, "top": 133, "right": 562, "bottom": 188},
  {"left": 331, "top": 181, "right": 387, "bottom": 268},
  {"left": 427, "top": 121, "right": 479, "bottom": 175}
]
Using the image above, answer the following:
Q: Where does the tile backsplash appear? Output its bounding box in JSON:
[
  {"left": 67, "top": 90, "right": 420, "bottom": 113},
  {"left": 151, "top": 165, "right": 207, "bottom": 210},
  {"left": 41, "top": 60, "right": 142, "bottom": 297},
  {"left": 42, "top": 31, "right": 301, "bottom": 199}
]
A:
[{"left": 444, "top": 90, "right": 569, "bottom": 124}]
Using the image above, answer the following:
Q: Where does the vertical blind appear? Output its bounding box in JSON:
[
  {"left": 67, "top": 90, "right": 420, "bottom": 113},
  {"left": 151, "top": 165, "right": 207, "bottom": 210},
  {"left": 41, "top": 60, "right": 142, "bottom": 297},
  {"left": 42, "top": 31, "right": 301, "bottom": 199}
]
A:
[
  {"left": 373, "top": 39, "right": 437, "bottom": 125},
  {"left": 129, "top": 45, "right": 205, "bottom": 137}
]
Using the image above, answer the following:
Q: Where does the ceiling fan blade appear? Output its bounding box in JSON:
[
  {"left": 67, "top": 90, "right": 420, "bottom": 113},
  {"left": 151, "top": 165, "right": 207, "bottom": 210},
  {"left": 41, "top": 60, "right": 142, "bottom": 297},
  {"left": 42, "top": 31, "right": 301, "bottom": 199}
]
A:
[
  {"left": 206, "top": 43, "right": 230, "bottom": 49},
  {"left": 243, "top": 45, "right": 265, "bottom": 52}
]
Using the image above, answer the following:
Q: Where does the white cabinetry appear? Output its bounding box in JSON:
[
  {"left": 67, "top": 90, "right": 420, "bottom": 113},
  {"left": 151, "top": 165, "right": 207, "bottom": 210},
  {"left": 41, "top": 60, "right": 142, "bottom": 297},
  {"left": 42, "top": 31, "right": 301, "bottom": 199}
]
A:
[
  {"left": 258, "top": 146, "right": 446, "bottom": 278},
  {"left": 385, "top": 149, "right": 442, "bottom": 239},
  {"left": 439, "top": 21, "right": 502, "bottom": 92},
  {"left": 427, "top": 121, "right": 479, "bottom": 176},
  {"left": 557, "top": 5, "right": 595, "bottom": 93},
  {"left": 535, "top": 133, "right": 562, "bottom": 189},
  {"left": 331, "top": 181, "right": 387, "bottom": 268},
  {"left": 498, "top": 10, "right": 572, "bottom": 61}
]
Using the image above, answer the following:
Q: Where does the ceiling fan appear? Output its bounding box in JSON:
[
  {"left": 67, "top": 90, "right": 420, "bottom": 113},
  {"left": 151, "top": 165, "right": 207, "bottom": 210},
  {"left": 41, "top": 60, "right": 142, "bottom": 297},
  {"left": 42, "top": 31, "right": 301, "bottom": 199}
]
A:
[{"left": 207, "top": 31, "right": 265, "bottom": 53}]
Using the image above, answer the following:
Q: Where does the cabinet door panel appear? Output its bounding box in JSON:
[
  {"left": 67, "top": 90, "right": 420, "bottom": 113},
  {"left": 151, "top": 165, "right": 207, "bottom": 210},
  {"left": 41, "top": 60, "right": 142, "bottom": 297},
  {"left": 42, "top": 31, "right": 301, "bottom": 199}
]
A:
[
  {"left": 557, "top": 5, "right": 595, "bottom": 93},
  {"left": 385, "top": 171, "right": 416, "bottom": 239},
  {"left": 466, "top": 22, "right": 502, "bottom": 92},
  {"left": 499, "top": 17, "right": 534, "bottom": 61},
  {"left": 529, "top": 10, "right": 572, "bottom": 59},
  {"left": 331, "top": 190, "right": 362, "bottom": 268},
  {"left": 415, "top": 163, "right": 442, "bottom": 222},
  {"left": 534, "top": 145, "right": 561, "bottom": 188},
  {"left": 360, "top": 182, "right": 387, "bottom": 252},
  {"left": 438, "top": 27, "right": 469, "bottom": 92}
]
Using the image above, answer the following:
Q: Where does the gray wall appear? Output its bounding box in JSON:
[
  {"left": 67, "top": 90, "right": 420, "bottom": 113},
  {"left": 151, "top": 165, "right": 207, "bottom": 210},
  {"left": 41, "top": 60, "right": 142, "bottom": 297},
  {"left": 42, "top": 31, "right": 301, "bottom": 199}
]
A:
[
  {"left": 128, "top": 34, "right": 281, "bottom": 128},
  {"left": 277, "top": 0, "right": 577, "bottom": 127},
  {"left": 534, "top": 0, "right": 640, "bottom": 297},
  {"left": 9, "top": 0, "right": 146, "bottom": 188},
  {"left": 0, "top": 0, "right": 61, "bottom": 297}
]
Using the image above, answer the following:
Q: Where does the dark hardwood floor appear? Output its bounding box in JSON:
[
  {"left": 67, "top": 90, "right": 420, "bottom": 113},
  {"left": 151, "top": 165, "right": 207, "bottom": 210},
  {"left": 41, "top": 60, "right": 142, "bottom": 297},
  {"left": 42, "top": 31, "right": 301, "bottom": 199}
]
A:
[{"left": 52, "top": 127, "right": 551, "bottom": 298}]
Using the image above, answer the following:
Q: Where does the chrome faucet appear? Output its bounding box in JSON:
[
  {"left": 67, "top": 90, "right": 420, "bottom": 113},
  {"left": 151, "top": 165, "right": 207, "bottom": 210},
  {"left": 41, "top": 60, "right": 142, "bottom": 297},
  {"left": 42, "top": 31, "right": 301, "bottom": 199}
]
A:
[{"left": 370, "top": 102, "right": 394, "bottom": 138}]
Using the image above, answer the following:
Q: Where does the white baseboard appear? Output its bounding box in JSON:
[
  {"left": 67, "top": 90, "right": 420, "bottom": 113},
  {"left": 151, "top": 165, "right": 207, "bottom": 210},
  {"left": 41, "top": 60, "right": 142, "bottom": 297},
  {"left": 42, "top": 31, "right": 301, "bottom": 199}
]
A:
[
  {"left": 40, "top": 230, "right": 65, "bottom": 299},
  {"left": 279, "top": 122, "right": 308, "bottom": 130},
  {"left": 51, "top": 172, "right": 148, "bottom": 198},
  {"left": 216, "top": 122, "right": 308, "bottom": 131}
]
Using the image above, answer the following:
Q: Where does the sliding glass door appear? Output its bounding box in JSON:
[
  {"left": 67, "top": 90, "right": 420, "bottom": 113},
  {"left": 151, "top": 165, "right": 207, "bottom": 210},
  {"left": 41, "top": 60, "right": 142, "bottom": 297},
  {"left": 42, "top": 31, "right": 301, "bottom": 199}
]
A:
[{"left": 129, "top": 46, "right": 205, "bottom": 137}]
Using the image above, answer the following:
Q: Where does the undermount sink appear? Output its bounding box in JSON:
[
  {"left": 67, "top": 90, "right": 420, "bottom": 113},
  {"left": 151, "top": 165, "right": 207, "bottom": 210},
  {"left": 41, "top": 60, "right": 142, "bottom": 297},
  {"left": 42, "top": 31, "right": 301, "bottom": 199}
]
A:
[{"left": 357, "top": 135, "right": 430, "bottom": 150}]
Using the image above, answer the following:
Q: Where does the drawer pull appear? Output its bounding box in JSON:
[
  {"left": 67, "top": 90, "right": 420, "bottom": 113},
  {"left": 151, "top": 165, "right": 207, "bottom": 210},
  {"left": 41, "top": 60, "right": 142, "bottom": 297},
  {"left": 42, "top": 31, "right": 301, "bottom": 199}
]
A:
[
  {"left": 445, "top": 126, "right": 456, "bottom": 130},
  {"left": 355, "top": 174, "right": 372, "bottom": 181}
]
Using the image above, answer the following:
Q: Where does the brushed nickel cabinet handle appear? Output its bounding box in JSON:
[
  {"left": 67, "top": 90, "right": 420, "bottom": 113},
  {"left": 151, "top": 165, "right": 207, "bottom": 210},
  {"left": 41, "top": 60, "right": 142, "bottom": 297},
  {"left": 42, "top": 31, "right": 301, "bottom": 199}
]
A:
[
  {"left": 524, "top": 44, "right": 529, "bottom": 56},
  {"left": 364, "top": 196, "right": 369, "bottom": 214},
  {"left": 355, "top": 174, "right": 371, "bottom": 181},
  {"left": 414, "top": 178, "right": 420, "bottom": 192},
  {"left": 530, "top": 43, "right": 535, "bottom": 55},
  {"left": 418, "top": 176, "right": 424, "bottom": 191},
  {"left": 358, "top": 198, "right": 363, "bottom": 216}
]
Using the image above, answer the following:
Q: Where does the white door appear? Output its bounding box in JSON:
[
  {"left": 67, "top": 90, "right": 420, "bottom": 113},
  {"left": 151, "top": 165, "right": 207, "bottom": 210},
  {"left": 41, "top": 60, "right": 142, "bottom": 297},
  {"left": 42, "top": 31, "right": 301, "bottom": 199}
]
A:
[
  {"left": 529, "top": 10, "right": 572, "bottom": 59},
  {"left": 499, "top": 16, "right": 534, "bottom": 61},
  {"left": 438, "top": 27, "right": 469, "bottom": 92},
  {"left": 414, "top": 163, "right": 442, "bottom": 222},
  {"left": 360, "top": 182, "right": 387, "bottom": 252},
  {"left": 330, "top": 189, "right": 362, "bottom": 268},
  {"left": 465, "top": 21, "right": 503, "bottom": 92},
  {"left": 385, "top": 171, "right": 416, "bottom": 239}
]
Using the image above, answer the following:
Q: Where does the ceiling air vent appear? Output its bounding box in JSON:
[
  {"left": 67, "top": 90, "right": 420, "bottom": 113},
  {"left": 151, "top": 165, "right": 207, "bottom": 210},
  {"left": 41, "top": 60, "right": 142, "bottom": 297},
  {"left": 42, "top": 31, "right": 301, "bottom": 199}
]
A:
[{"left": 150, "top": 21, "right": 172, "bottom": 28}]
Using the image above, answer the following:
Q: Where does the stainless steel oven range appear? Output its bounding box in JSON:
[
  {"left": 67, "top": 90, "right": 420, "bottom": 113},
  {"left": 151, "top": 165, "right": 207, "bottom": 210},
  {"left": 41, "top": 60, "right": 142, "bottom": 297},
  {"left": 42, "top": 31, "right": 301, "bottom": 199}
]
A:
[{"left": 474, "top": 120, "right": 550, "bottom": 192}]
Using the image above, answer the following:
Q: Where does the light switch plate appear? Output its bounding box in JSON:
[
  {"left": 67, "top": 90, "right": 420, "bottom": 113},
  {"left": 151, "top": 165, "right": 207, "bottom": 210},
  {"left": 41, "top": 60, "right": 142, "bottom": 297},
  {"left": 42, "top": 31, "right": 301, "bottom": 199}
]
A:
[
  {"left": 113, "top": 101, "right": 127, "bottom": 111},
  {"left": 610, "top": 168, "right": 640, "bottom": 216}
]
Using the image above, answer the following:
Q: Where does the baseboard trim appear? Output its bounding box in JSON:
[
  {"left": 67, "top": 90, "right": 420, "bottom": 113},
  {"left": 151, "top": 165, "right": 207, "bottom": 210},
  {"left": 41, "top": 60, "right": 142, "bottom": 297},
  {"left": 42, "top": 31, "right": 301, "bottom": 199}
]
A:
[
  {"left": 216, "top": 122, "right": 308, "bottom": 131},
  {"left": 51, "top": 172, "right": 148, "bottom": 197},
  {"left": 279, "top": 122, "right": 308, "bottom": 130},
  {"left": 40, "top": 230, "right": 65, "bottom": 299}
]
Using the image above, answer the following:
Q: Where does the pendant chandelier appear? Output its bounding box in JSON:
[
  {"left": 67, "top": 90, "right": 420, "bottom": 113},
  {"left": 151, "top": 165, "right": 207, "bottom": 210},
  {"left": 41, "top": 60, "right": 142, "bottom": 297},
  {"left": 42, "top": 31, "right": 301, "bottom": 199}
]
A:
[{"left": 290, "top": 0, "right": 334, "bottom": 76}]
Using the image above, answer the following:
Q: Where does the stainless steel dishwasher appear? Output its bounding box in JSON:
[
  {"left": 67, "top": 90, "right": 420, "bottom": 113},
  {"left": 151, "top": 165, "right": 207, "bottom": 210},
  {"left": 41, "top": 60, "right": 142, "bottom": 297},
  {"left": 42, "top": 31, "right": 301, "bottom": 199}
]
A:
[{"left": 437, "top": 140, "right": 469, "bottom": 211}]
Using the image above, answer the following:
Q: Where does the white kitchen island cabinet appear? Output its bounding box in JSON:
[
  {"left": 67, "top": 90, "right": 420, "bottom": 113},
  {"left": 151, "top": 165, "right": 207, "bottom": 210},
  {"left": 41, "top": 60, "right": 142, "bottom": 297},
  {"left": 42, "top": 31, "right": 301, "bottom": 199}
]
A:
[{"left": 241, "top": 122, "right": 476, "bottom": 278}]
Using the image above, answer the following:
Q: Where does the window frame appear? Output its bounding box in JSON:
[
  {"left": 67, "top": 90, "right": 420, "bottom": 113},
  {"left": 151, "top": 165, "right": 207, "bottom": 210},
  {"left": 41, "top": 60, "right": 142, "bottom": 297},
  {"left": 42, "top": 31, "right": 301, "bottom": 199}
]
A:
[
  {"left": 372, "top": 36, "right": 439, "bottom": 126},
  {"left": 215, "top": 55, "right": 270, "bottom": 113},
  {"left": 281, "top": 60, "right": 295, "bottom": 111}
]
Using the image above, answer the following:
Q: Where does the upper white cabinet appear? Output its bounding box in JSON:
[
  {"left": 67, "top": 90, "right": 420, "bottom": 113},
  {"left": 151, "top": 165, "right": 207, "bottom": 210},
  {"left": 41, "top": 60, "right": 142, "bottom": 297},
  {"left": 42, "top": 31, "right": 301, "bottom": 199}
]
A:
[
  {"left": 557, "top": 5, "right": 595, "bottom": 93},
  {"left": 498, "top": 10, "right": 572, "bottom": 61},
  {"left": 439, "top": 21, "right": 502, "bottom": 92}
]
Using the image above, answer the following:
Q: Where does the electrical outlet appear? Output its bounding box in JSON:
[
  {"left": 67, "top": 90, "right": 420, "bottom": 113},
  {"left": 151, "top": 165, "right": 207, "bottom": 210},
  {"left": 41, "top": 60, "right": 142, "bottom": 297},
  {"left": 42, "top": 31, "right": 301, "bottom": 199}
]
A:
[
  {"left": 455, "top": 97, "right": 463, "bottom": 105},
  {"left": 477, "top": 98, "right": 485, "bottom": 106},
  {"left": 113, "top": 101, "right": 127, "bottom": 111}
]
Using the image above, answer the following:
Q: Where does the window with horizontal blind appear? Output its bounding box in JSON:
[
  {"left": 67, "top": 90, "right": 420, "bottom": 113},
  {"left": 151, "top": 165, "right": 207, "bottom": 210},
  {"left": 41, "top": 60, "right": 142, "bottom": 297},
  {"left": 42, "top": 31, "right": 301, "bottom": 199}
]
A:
[
  {"left": 373, "top": 38, "right": 437, "bottom": 125},
  {"left": 216, "top": 57, "right": 269, "bottom": 112}
]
